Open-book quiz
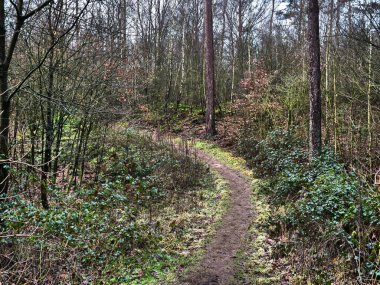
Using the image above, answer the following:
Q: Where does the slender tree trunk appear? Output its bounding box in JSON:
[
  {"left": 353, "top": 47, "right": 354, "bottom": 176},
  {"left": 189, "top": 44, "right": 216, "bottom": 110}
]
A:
[
  {"left": 179, "top": 17, "right": 186, "bottom": 107},
  {"left": 325, "top": 41, "right": 330, "bottom": 143},
  {"left": 95, "top": 127, "right": 107, "bottom": 182},
  {"left": 333, "top": 0, "right": 341, "bottom": 154},
  {"left": 164, "top": 36, "right": 173, "bottom": 114},
  {"left": 237, "top": 0, "right": 244, "bottom": 75},
  {"left": 298, "top": 0, "right": 305, "bottom": 42},
  {"left": 67, "top": 126, "right": 78, "bottom": 191},
  {"left": 40, "top": 10, "right": 58, "bottom": 209},
  {"left": 41, "top": 53, "right": 54, "bottom": 210},
  {"left": 79, "top": 122, "right": 92, "bottom": 185},
  {"left": 230, "top": 20, "right": 236, "bottom": 106},
  {"left": 333, "top": 66, "right": 338, "bottom": 153},
  {"left": 155, "top": 0, "right": 161, "bottom": 70},
  {"left": 349, "top": 103, "right": 354, "bottom": 162},
  {"left": 0, "top": 1, "right": 10, "bottom": 198},
  {"left": 269, "top": 0, "right": 275, "bottom": 68},
  {"left": 13, "top": 103, "right": 19, "bottom": 161},
  {"left": 219, "top": 0, "right": 227, "bottom": 60},
  {"left": 348, "top": 0, "right": 352, "bottom": 34},
  {"left": 71, "top": 121, "right": 85, "bottom": 188},
  {"left": 30, "top": 126, "right": 36, "bottom": 166},
  {"left": 308, "top": 0, "right": 322, "bottom": 158},
  {"left": 248, "top": 46, "right": 251, "bottom": 74},
  {"left": 325, "top": 0, "right": 334, "bottom": 144},
  {"left": 120, "top": 0, "right": 127, "bottom": 59},
  {"left": 204, "top": 0, "right": 216, "bottom": 136},
  {"left": 269, "top": 0, "right": 275, "bottom": 37},
  {"left": 52, "top": 113, "right": 65, "bottom": 183},
  {"left": 0, "top": 79, "right": 10, "bottom": 199},
  {"left": 367, "top": 34, "right": 373, "bottom": 174}
]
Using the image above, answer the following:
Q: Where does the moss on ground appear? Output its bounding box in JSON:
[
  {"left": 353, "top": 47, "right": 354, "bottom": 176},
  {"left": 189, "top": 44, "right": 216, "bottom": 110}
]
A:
[
  {"left": 169, "top": 169, "right": 231, "bottom": 284},
  {"left": 193, "top": 140, "right": 251, "bottom": 177},
  {"left": 122, "top": 169, "right": 231, "bottom": 285}
]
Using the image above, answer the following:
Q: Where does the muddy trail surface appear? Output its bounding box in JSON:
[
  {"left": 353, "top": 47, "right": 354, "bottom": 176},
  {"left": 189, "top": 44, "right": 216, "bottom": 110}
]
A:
[{"left": 180, "top": 148, "right": 254, "bottom": 285}]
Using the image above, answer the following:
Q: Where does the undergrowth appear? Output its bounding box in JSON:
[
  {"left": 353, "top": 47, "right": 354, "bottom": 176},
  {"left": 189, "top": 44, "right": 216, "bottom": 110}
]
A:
[
  {"left": 1, "top": 129, "right": 228, "bottom": 284},
  {"left": 242, "top": 128, "right": 380, "bottom": 284}
]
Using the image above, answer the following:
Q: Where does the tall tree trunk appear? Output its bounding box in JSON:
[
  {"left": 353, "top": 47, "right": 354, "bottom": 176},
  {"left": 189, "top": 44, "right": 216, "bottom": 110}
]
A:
[
  {"left": 269, "top": 0, "right": 275, "bottom": 68},
  {"left": 308, "top": 0, "right": 322, "bottom": 158},
  {"left": 204, "top": 0, "right": 216, "bottom": 136},
  {"left": 0, "top": 1, "right": 10, "bottom": 198},
  {"left": 348, "top": 0, "right": 352, "bottom": 34},
  {"left": 230, "top": 21, "right": 235, "bottom": 107},
  {"left": 237, "top": 0, "right": 244, "bottom": 75},
  {"left": 41, "top": 54, "right": 54, "bottom": 209},
  {"left": 367, "top": 34, "right": 373, "bottom": 174},
  {"left": 0, "top": 76, "right": 10, "bottom": 199},
  {"left": 219, "top": 0, "right": 227, "bottom": 61},
  {"left": 324, "top": 0, "right": 334, "bottom": 144},
  {"left": 179, "top": 17, "right": 186, "bottom": 107},
  {"left": 40, "top": 8, "right": 57, "bottom": 209},
  {"left": 269, "top": 0, "right": 275, "bottom": 37},
  {"left": 297, "top": 0, "right": 305, "bottom": 42},
  {"left": 333, "top": 67, "right": 338, "bottom": 152},
  {"left": 119, "top": 0, "right": 127, "bottom": 59}
]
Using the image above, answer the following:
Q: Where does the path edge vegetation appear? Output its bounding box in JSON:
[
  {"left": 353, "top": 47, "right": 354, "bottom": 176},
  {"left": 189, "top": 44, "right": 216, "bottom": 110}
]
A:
[
  {"left": 170, "top": 168, "right": 232, "bottom": 284},
  {"left": 123, "top": 127, "right": 235, "bottom": 284},
  {"left": 1, "top": 127, "right": 234, "bottom": 284},
  {"left": 192, "top": 139, "right": 280, "bottom": 284}
]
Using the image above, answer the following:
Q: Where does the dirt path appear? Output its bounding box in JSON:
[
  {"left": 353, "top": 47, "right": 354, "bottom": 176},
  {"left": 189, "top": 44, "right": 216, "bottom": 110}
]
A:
[{"left": 180, "top": 149, "right": 254, "bottom": 285}]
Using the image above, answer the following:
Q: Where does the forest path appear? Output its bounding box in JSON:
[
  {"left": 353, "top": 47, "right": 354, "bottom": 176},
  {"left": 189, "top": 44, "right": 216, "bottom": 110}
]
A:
[{"left": 180, "top": 147, "right": 254, "bottom": 285}]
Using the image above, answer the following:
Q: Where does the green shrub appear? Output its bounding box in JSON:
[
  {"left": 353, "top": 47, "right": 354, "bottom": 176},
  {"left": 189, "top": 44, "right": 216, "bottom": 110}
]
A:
[
  {"left": 236, "top": 124, "right": 259, "bottom": 164},
  {"left": 288, "top": 162, "right": 359, "bottom": 234},
  {"left": 266, "top": 165, "right": 308, "bottom": 205},
  {"left": 248, "top": 128, "right": 307, "bottom": 177},
  {"left": 362, "top": 193, "right": 380, "bottom": 226},
  {"left": 246, "top": 128, "right": 380, "bottom": 282}
]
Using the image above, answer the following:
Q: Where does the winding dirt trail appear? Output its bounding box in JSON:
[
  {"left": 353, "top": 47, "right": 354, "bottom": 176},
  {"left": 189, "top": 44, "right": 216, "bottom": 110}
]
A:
[{"left": 180, "top": 149, "right": 254, "bottom": 285}]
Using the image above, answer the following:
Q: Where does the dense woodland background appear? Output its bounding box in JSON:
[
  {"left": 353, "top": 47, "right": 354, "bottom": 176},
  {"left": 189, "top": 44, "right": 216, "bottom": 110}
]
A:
[{"left": 1, "top": 0, "right": 380, "bottom": 284}]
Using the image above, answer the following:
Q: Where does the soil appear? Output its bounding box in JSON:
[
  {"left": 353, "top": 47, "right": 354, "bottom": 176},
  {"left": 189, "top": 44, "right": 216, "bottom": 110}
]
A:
[{"left": 179, "top": 148, "right": 254, "bottom": 285}]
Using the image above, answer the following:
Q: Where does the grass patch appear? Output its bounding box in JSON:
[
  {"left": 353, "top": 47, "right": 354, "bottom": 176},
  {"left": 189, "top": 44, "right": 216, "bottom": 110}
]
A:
[
  {"left": 171, "top": 169, "right": 231, "bottom": 283},
  {"left": 107, "top": 169, "right": 231, "bottom": 285},
  {"left": 193, "top": 140, "right": 251, "bottom": 177}
]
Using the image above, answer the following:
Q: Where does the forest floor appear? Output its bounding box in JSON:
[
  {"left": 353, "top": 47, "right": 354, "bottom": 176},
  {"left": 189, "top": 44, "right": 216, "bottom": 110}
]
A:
[
  {"left": 141, "top": 127, "right": 278, "bottom": 284},
  {"left": 178, "top": 147, "right": 254, "bottom": 285}
]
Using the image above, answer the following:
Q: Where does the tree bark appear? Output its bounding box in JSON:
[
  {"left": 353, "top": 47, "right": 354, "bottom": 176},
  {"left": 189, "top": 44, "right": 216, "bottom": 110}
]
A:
[
  {"left": 0, "top": 0, "right": 10, "bottom": 198},
  {"left": 367, "top": 34, "right": 373, "bottom": 174},
  {"left": 204, "top": 0, "right": 216, "bottom": 136},
  {"left": 41, "top": 50, "right": 54, "bottom": 210},
  {"left": 308, "top": 0, "right": 322, "bottom": 158}
]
